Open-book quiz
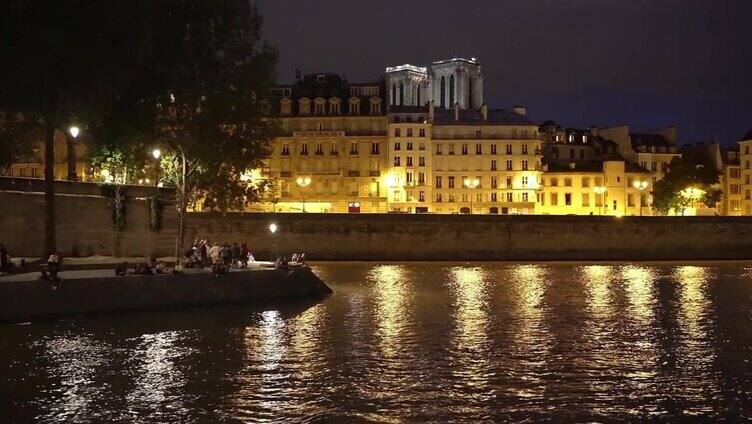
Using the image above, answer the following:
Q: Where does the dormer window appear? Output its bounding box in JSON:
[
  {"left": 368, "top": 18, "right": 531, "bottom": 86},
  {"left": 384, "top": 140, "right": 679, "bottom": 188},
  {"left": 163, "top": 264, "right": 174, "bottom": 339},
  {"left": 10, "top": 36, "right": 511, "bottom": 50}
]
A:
[
  {"left": 314, "top": 98, "right": 326, "bottom": 115},
  {"left": 316, "top": 74, "right": 326, "bottom": 83},
  {"left": 298, "top": 98, "right": 311, "bottom": 115},
  {"left": 329, "top": 98, "right": 341, "bottom": 115},
  {"left": 568, "top": 134, "right": 574, "bottom": 143},
  {"left": 280, "top": 98, "right": 292, "bottom": 116},
  {"left": 348, "top": 97, "right": 361, "bottom": 115},
  {"left": 369, "top": 97, "right": 382, "bottom": 115}
]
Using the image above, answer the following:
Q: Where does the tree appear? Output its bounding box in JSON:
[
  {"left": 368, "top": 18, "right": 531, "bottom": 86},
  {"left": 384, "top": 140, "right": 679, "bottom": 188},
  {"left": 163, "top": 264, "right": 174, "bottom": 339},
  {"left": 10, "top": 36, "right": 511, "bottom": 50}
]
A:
[
  {"left": 101, "top": 1, "right": 278, "bottom": 261},
  {"left": 0, "top": 1, "right": 147, "bottom": 257},
  {"left": 652, "top": 156, "right": 722, "bottom": 215}
]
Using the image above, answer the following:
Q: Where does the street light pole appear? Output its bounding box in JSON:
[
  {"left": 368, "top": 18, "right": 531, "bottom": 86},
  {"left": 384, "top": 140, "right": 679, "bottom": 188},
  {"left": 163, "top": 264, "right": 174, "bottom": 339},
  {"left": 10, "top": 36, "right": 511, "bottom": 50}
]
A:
[
  {"left": 269, "top": 223, "right": 278, "bottom": 262},
  {"left": 594, "top": 186, "right": 606, "bottom": 216},
  {"left": 633, "top": 180, "right": 648, "bottom": 216},
  {"left": 67, "top": 126, "right": 79, "bottom": 181},
  {"left": 296, "top": 176, "right": 312, "bottom": 212},
  {"left": 463, "top": 177, "right": 480, "bottom": 214}
]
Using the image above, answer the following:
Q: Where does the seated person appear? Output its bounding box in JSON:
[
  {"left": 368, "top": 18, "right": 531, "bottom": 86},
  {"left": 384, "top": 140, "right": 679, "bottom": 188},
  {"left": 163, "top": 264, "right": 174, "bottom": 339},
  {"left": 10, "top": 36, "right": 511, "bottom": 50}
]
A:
[
  {"left": 154, "top": 262, "right": 169, "bottom": 274},
  {"left": 115, "top": 261, "right": 129, "bottom": 276},
  {"left": 133, "top": 262, "right": 153, "bottom": 275}
]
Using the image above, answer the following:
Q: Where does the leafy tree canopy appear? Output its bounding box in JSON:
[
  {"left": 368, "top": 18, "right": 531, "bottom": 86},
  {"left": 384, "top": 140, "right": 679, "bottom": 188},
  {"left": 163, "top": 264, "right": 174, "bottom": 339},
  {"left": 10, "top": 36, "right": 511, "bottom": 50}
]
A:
[{"left": 652, "top": 156, "right": 722, "bottom": 215}]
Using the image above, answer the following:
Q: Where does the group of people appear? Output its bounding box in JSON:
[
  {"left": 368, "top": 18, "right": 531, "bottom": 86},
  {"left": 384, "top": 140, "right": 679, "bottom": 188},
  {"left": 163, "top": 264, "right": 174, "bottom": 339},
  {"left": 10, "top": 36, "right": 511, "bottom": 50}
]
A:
[
  {"left": 274, "top": 252, "right": 306, "bottom": 270},
  {"left": 185, "top": 239, "right": 257, "bottom": 271},
  {"left": 115, "top": 259, "right": 175, "bottom": 276}
]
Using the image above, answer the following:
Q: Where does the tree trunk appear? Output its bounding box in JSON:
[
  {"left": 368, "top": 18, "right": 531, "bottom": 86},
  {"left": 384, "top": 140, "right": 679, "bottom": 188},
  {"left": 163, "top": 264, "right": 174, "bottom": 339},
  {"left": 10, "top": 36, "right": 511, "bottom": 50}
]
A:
[
  {"left": 65, "top": 132, "right": 77, "bottom": 181},
  {"left": 174, "top": 152, "right": 187, "bottom": 265},
  {"left": 43, "top": 119, "right": 57, "bottom": 259}
]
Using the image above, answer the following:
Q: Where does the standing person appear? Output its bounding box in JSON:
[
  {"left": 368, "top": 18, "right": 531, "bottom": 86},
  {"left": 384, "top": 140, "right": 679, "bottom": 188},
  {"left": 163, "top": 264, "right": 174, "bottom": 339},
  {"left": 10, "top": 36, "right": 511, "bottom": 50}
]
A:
[
  {"left": 199, "top": 240, "right": 208, "bottom": 267},
  {"left": 0, "top": 244, "right": 9, "bottom": 274},
  {"left": 220, "top": 243, "right": 230, "bottom": 267},
  {"left": 231, "top": 243, "right": 240, "bottom": 268},
  {"left": 209, "top": 243, "right": 221, "bottom": 266},
  {"left": 240, "top": 242, "right": 249, "bottom": 268}
]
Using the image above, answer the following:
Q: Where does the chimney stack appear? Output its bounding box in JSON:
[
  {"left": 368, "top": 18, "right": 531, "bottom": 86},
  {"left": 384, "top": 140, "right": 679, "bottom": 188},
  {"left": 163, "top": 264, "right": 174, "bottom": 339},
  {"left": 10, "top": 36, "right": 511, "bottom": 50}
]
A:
[
  {"left": 513, "top": 105, "right": 526, "bottom": 116},
  {"left": 589, "top": 125, "right": 599, "bottom": 137},
  {"left": 480, "top": 104, "right": 488, "bottom": 121},
  {"left": 428, "top": 100, "right": 434, "bottom": 122}
]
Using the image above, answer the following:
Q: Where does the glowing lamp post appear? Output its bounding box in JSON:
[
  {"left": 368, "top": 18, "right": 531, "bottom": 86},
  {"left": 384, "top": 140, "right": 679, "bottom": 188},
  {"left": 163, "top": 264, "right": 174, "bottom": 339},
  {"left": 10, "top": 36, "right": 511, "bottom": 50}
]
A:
[
  {"left": 296, "top": 176, "right": 312, "bottom": 212},
  {"left": 632, "top": 180, "right": 648, "bottom": 216},
  {"left": 594, "top": 186, "right": 607, "bottom": 215},
  {"left": 269, "top": 223, "right": 278, "bottom": 262},
  {"left": 67, "top": 126, "right": 80, "bottom": 181},
  {"left": 463, "top": 177, "right": 480, "bottom": 214},
  {"left": 680, "top": 186, "right": 704, "bottom": 215},
  {"left": 150, "top": 148, "right": 162, "bottom": 187}
]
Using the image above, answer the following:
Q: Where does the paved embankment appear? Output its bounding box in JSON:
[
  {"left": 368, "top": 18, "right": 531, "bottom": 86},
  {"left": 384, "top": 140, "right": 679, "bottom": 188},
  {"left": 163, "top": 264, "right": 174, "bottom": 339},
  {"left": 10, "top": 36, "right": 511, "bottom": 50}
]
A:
[{"left": 0, "top": 266, "right": 332, "bottom": 323}]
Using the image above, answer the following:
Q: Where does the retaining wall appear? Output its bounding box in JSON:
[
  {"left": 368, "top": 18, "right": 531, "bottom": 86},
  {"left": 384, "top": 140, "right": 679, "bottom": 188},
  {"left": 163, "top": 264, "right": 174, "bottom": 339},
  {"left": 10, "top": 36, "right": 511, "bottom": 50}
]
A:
[{"left": 186, "top": 212, "right": 752, "bottom": 261}]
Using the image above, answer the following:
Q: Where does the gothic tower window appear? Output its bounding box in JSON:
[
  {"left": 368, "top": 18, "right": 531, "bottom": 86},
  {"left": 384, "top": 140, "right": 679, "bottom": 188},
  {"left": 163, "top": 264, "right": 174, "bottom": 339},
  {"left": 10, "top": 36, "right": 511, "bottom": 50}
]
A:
[
  {"left": 440, "top": 76, "right": 446, "bottom": 108},
  {"left": 468, "top": 77, "right": 473, "bottom": 108},
  {"left": 416, "top": 85, "right": 421, "bottom": 106},
  {"left": 391, "top": 83, "right": 396, "bottom": 106},
  {"left": 399, "top": 83, "right": 404, "bottom": 106},
  {"left": 449, "top": 74, "right": 455, "bottom": 106}
]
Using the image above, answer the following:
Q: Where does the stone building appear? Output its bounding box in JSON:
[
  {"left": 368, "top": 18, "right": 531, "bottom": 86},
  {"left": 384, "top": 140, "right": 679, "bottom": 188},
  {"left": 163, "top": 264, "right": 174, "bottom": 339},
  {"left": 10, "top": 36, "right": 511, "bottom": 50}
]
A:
[
  {"left": 0, "top": 128, "right": 87, "bottom": 181},
  {"left": 385, "top": 58, "right": 483, "bottom": 110},
  {"left": 740, "top": 130, "right": 752, "bottom": 215},
  {"left": 262, "top": 73, "right": 389, "bottom": 213}
]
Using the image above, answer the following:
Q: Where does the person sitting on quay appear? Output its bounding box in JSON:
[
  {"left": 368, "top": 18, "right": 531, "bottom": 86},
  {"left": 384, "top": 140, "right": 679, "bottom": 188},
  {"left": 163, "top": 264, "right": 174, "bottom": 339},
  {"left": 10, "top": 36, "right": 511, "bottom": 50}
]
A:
[
  {"left": 115, "top": 261, "right": 129, "bottom": 276},
  {"left": 240, "top": 242, "right": 249, "bottom": 268},
  {"left": 154, "top": 261, "right": 170, "bottom": 274},
  {"left": 0, "top": 243, "right": 14, "bottom": 275},
  {"left": 220, "top": 243, "right": 231, "bottom": 267},
  {"left": 209, "top": 242, "right": 221, "bottom": 267},
  {"left": 133, "top": 262, "right": 153, "bottom": 275},
  {"left": 231, "top": 243, "right": 241, "bottom": 268}
]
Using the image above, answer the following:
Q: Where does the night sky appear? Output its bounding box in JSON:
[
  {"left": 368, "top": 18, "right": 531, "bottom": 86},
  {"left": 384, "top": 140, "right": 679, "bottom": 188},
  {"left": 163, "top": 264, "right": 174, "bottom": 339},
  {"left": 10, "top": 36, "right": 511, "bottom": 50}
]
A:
[{"left": 257, "top": 0, "right": 752, "bottom": 146}]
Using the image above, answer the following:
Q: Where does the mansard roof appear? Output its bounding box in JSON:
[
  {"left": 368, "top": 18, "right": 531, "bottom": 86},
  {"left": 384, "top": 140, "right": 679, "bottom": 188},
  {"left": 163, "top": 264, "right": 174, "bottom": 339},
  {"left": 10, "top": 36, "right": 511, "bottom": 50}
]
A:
[
  {"left": 742, "top": 128, "right": 752, "bottom": 141},
  {"left": 433, "top": 108, "right": 533, "bottom": 126},
  {"left": 630, "top": 133, "right": 671, "bottom": 149}
]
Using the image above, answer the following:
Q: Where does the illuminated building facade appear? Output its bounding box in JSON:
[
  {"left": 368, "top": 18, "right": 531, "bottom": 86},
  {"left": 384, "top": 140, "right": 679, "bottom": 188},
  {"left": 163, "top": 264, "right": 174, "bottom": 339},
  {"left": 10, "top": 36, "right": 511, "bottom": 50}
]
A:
[{"left": 740, "top": 130, "right": 752, "bottom": 215}]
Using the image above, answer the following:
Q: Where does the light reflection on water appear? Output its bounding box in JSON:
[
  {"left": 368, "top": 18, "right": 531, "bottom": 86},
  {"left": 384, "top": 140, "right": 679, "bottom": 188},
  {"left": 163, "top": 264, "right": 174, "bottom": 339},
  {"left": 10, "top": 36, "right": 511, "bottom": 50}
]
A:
[{"left": 2, "top": 262, "right": 752, "bottom": 422}]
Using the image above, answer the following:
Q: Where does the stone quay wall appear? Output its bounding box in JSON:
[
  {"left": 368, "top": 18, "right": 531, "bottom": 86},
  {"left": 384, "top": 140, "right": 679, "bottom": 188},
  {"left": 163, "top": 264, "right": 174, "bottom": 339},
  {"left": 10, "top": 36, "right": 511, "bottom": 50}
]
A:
[
  {"left": 186, "top": 212, "right": 752, "bottom": 261},
  {"left": 0, "top": 179, "right": 176, "bottom": 258}
]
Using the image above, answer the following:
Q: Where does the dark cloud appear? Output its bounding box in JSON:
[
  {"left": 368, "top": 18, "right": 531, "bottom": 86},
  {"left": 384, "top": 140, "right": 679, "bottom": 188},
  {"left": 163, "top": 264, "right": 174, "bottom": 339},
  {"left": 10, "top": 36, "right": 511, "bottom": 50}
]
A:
[{"left": 257, "top": 0, "right": 752, "bottom": 145}]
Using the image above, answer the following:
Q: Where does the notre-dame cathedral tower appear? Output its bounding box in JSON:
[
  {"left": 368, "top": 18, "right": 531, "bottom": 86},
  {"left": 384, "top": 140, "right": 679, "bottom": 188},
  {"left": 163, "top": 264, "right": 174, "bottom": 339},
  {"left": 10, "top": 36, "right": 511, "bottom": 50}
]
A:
[{"left": 385, "top": 57, "right": 483, "bottom": 110}]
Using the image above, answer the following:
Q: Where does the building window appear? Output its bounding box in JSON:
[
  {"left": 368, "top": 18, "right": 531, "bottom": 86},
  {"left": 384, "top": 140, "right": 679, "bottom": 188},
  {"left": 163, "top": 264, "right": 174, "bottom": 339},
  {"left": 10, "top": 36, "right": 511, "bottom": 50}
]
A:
[
  {"left": 491, "top": 160, "right": 497, "bottom": 171},
  {"left": 506, "top": 177, "right": 512, "bottom": 188},
  {"left": 475, "top": 130, "right": 482, "bottom": 139},
  {"left": 550, "top": 177, "right": 558, "bottom": 187},
  {"left": 315, "top": 142, "right": 324, "bottom": 155},
  {"left": 491, "top": 144, "right": 497, "bottom": 154},
  {"left": 522, "top": 192, "right": 529, "bottom": 202},
  {"left": 565, "top": 193, "right": 572, "bottom": 206},
  {"left": 418, "top": 190, "right": 425, "bottom": 202},
  {"left": 569, "top": 149, "right": 575, "bottom": 159},
  {"left": 506, "top": 145, "right": 512, "bottom": 154},
  {"left": 522, "top": 144, "right": 528, "bottom": 154},
  {"left": 613, "top": 200, "right": 618, "bottom": 210},
  {"left": 394, "top": 142, "right": 401, "bottom": 151},
  {"left": 551, "top": 193, "right": 558, "bottom": 206},
  {"left": 371, "top": 143, "right": 380, "bottom": 155},
  {"left": 564, "top": 177, "right": 572, "bottom": 187},
  {"left": 522, "top": 160, "right": 528, "bottom": 171},
  {"left": 448, "top": 176, "right": 455, "bottom": 188},
  {"left": 448, "top": 193, "right": 455, "bottom": 203},
  {"left": 407, "top": 142, "right": 413, "bottom": 150},
  {"left": 399, "top": 83, "right": 404, "bottom": 106},
  {"left": 407, "top": 128, "right": 413, "bottom": 137},
  {"left": 506, "top": 192, "right": 513, "bottom": 202},
  {"left": 436, "top": 144, "right": 442, "bottom": 155},
  {"left": 407, "top": 156, "right": 413, "bottom": 166},
  {"left": 406, "top": 171, "right": 413, "bottom": 184},
  {"left": 440, "top": 76, "right": 446, "bottom": 108},
  {"left": 436, "top": 193, "right": 443, "bottom": 203},
  {"left": 419, "top": 157, "right": 425, "bottom": 166},
  {"left": 491, "top": 192, "right": 498, "bottom": 202},
  {"left": 491, "top": 177, "right": 498, "bottom": 189},
  {"left": 582, "top": 193, "right": 590, "bottom": 206},
  {"left": 476, "top": 144, "right": 482, "bottom": 154},
  {"left": 418, "top": 172, "right": 425, "bottom": 185},
  {"left": 436, "top": 176, "right": 442, "bottom": 188},
  {"left": 394, "top": 157, "right": 401, "bottom": 166},
  {"left": 449, "top": 74, "right": 455, "bottom": 106},
  {"left": 462, "top": 144, "right": 469, "bottom": 155},
  {"left": 300, "top": 142, "right": 309, "bottom": 155},
  {"left": 448, "top": 144, "right": 455, "bottom": 155},
  {"left": 394, "top": 128, "right": 401, "bottom": 137},
  {"left": 582, "top": 177, "right": 589, "bottom": 187},
  {"left": 350, "top": 142, "right": 358, "bottom": 155},
  {"left": 506, "top": 160, "right": 513, "bottom": 171},
  {"left": 281, "top": 144, "right": 290, "bottom": 155},
  {"left": 419, "top": 128, "right": 426, "bottom": 137},
  {"left": 522, "top": 176, "right": 529, "bottom": 187}
]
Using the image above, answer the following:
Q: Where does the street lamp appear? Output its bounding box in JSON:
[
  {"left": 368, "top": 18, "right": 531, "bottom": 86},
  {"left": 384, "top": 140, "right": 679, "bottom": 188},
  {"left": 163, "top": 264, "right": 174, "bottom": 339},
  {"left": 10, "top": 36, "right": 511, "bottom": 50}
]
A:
[
  {"left": 632, "top": 180, "right": 648, "bottom": 216},
  {"left": 463, "top": 177, "right": 480, "bottom": 214},
  {"left": 151, "top": 148, "right": 162, "bottom": 187},
  {"left": 269, "top": 223, "right": 278, "bottom": 262},
  {"left": 67, "top": 126, "right": 80, "bottom": 181},
  {"left": 594, "top": 185, "right": 607, "bottom": 215},
  {"left": 680, "top": 186, "right": 704, "bottom": 215},
  {"left": 296, "top": 176, "right": 312, "bottom": 212}
]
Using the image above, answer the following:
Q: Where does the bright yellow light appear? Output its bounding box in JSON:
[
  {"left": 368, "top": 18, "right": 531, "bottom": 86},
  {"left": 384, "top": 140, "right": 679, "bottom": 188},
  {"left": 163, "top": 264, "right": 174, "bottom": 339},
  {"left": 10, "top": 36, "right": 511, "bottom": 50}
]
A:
[
  {"left": 385, "top": 173, "right": 396, "bottom": 187},
  {"left": 594, "top": 186, "right": 606, "bottom": 194},
  {"left": 151, "top": 148, "right": 161, "bottom": 160},
  {"left": 681, "top": 186, "right": 704, "bottom": 200},
  {"left": 463, "top": 178, "right": 480, "bottom": 189},
  {"left": 296, "top": 176, "right": 311, "bottom": 187},
  {"left": 100, "top": 169, "right": 110, "bottom": 178},
  {"left": 268, "top": 223, "right": 277, "bottom": 234},
  {"left": 68, "top": 126, "right": 80, "bottom": 138},
  {"left": 632, "top": 180, "right": 648, "bottom": 190}
]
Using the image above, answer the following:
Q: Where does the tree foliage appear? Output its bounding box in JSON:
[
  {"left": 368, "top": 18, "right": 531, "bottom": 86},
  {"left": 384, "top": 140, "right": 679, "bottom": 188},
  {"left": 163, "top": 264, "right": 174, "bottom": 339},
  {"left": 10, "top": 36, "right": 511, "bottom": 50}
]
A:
[{"left": 652, "top": 156, "right": 722, "bottom": 215}]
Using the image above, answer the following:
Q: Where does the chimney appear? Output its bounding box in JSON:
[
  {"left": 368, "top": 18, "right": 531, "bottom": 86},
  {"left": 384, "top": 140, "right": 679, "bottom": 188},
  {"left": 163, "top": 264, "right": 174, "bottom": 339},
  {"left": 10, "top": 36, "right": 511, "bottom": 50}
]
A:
[
  {"left": 657, "top": 125, "right": 678, "bottom": 146},
  {"left": 453, "top": 103, "right": 459, "bottom": 121},
  {"left": 480, "top": 104, "right": 488, "bottom": 121},
  {"left": 589, "top": 125, "right": 599, "bottom": 137},
  {"left": 428, "top": 100, "right": 434, "bottom": 122},
  {"left": 513, "top": 105, "right": 526, "bottom": 116}
]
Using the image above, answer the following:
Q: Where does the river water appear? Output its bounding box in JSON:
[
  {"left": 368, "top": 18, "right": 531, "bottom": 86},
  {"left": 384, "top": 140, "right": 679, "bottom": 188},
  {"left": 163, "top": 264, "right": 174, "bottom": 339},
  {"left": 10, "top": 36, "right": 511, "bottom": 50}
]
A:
[{"left": 2, "top": 262, "right": 752, "bottom": 422}]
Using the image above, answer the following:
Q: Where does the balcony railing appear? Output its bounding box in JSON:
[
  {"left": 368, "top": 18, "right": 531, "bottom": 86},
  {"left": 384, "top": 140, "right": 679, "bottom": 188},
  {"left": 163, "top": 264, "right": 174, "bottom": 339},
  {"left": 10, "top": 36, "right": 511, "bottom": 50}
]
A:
[{"left": 431, "top": 133, "right": 543, "bottom": 141}]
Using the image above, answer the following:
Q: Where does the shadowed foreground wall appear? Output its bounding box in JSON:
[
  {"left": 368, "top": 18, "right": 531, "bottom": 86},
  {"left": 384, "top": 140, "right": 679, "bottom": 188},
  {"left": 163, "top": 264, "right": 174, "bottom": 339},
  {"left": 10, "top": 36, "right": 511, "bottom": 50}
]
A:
[
  {"left": 187, "top": 212, "right": 752, "bottom": 261},
  {"left": 0, "top": 189, "right": 176, "bottom": 257}
]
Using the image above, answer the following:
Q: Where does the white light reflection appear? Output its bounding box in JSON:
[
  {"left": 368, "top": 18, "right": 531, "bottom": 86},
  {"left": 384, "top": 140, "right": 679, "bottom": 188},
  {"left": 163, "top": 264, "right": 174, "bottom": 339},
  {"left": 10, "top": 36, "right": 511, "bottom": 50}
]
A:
[
  {"left": 448, "top": 266, "right": 492, "bottom": 397},
  {"left": 583, "top": 265, "right": 614, "bottom": 318},
  {"left": 126, "top": 331, "right": 188, "bottom": 415},
  {"left": 370, "top": 265, "right": 411, "bottom": 357},
  {"left": 622, "top": 265, "right": 656, "bottom": 322}
]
